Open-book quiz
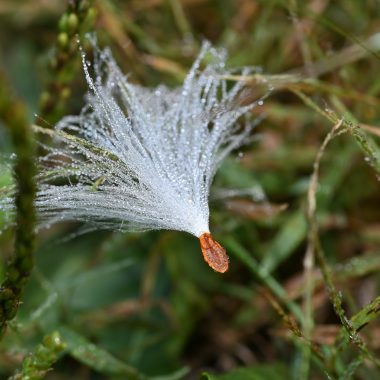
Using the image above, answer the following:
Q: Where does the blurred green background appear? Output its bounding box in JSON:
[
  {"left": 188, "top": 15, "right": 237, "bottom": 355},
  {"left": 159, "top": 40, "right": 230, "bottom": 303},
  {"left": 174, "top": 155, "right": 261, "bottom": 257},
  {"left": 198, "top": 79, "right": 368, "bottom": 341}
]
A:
[{"left": 1, "top": 0, "right": 380, "bottom": 379}]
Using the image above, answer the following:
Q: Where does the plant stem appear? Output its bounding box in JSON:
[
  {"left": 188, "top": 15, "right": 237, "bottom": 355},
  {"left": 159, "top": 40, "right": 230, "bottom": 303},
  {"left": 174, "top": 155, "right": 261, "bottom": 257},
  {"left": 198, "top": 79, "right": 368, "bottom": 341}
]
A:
[
  {"left": 0, "top": 73, "right": 37, "bottom": 338},
  {"left": 304, "top": 118, "right": 380, "bottom": 368},
  {"left": 39, "top": 0, "right": 97, "bottom": 123}
]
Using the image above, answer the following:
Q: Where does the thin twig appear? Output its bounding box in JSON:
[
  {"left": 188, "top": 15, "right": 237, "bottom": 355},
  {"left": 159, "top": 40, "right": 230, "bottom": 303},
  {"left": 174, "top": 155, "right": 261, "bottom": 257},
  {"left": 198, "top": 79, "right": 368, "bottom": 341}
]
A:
[
  {"left": 39, "top": 0, "right": 97, "bottom": 123},
  {"left": 301, "top": 119, "right": 343, "bottom": 378},
  {"left": 0, "top": 73, "right": 37, "bottom": 338},
  {"left": 306, "top": 119, "right": 380, "bottom": 367}
]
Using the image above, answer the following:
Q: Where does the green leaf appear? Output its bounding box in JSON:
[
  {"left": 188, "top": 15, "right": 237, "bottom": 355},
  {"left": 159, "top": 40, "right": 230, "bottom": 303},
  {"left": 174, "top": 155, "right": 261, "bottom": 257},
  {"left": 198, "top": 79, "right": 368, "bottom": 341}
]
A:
[
  {"left": 200, "top": 363, "right": 289, "bottom": 380},
  {"left": 59, "top": 326, "right": 146, "bottom": 379},
  {"left": 260, "top": 211, "right": 307, "bottom": 274},
  {"left": 351, "top": 296, "right": 380, "bottom": 332}
]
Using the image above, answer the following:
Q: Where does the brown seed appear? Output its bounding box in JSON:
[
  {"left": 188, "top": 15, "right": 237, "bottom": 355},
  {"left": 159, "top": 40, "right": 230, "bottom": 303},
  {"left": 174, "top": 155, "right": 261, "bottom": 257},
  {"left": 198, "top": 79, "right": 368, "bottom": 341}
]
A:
[{"left": 199, "top": 233, "right": 229, "bottom": 273}]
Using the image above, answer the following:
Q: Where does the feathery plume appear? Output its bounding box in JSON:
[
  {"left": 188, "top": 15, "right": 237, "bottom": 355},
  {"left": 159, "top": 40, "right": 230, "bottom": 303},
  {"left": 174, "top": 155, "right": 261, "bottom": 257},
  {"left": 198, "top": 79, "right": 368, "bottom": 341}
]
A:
[{"left": 1, "top": 42, "right": 264, "bottom": 273}]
